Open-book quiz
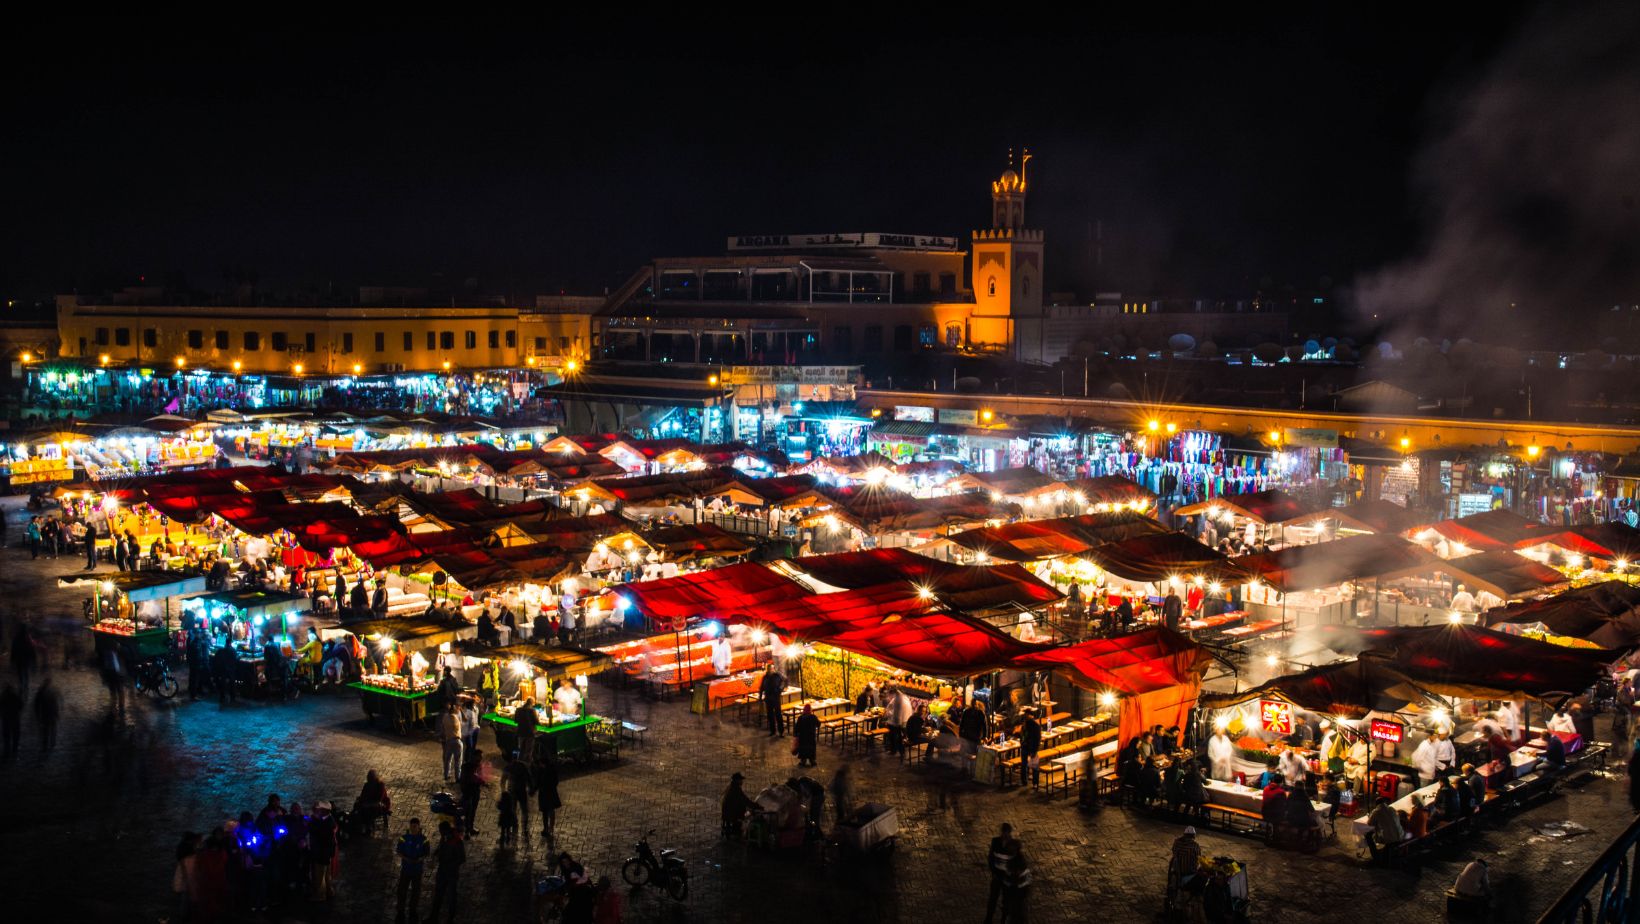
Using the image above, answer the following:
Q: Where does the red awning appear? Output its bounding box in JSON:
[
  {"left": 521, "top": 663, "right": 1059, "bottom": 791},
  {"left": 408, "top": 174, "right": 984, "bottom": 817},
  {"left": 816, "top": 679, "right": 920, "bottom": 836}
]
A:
[
  {"left": 1083, "top": 532, "right": 1251, "bottom": 585},
  {"left": 616, "top": 562, "right": 808, "bottom": 630},
  {"left": 1012, "top": 628, "right": 1211, "bottom": 746},
  {"left": 1234, "top": 534, "right": 1436, "bottom": 593},
  {"left": 789, "top": 548, "right": 1063, "bottom": 611}
]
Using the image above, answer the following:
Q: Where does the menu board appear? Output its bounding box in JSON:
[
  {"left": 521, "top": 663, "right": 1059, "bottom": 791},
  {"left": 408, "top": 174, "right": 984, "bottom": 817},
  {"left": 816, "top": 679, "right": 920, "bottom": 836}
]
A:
[{"left": 7, "top": 457, "right": 73, "bottom": 484}]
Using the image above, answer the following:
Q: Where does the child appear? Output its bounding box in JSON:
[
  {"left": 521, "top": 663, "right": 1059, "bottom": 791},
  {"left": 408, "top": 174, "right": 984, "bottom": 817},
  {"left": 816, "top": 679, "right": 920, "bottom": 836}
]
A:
[{"left": 498, "top": 790, "right": 519, "bottom": 847}]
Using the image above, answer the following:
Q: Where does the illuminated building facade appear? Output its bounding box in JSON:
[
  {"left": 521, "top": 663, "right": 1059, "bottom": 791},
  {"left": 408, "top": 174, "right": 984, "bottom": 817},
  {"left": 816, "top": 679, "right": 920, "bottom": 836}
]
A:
[
  {"left": 53, "top": 295, "right": 592, "bottom": 375},
  {"left": 593, "top": 155, "right": 1049, "bottom": 366}
]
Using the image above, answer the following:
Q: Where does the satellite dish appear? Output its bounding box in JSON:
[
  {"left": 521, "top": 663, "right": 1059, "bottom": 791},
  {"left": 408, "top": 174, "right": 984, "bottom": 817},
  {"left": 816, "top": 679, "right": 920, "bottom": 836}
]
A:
[{"left": 433, "top": 571, "right": 448, "bottom": 586}]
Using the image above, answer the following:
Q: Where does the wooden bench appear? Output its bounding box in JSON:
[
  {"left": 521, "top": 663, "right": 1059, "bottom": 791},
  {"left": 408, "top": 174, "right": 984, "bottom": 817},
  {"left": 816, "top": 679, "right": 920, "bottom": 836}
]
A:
[
  {"left": 618, "top": 720, "right": 648, "bottom": 745},
  {"left": 1203, "top": 803, "right": 1271, "bottom": 839},
  {"left": 1035, "top": 761, "right": 1071, "bottom": 796},
  {"left": 1045, "top": 711, "right": 1072, "bottom": 725},
  {"left": 820, "top": 715, "right": 849, "bottom": 746},
  {"left": 860, "top": 726, "right": 889, "bottom": 752}
]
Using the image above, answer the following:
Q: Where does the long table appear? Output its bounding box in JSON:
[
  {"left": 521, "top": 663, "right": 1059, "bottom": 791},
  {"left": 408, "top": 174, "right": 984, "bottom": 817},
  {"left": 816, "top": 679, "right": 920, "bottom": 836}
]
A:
[{"left": 1203, "top": 778, "right": 1330, "bottom": 827}]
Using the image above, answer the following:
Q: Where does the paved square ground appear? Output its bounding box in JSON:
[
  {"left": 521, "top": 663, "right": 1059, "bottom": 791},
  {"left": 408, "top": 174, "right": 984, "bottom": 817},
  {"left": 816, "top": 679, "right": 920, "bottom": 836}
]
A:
[{"left": 0, "top": 497, "right": 1631, "bottom": 923}]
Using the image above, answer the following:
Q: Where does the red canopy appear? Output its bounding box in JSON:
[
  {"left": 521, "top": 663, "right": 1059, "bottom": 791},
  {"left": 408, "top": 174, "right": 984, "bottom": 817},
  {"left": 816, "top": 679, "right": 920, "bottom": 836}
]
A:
[
  {"left": 948, "top": 512, "right": 1167, "bottom": 562},
  {"left": 616, "top": 562, "right": 808, "bottom": 631},
  {"left": 789, "top": 548, "right": 1062, "bottom": 611},
  {"left": 1299, "top": 623, "right": 1615, "bottom": 700},
  {"left": 1012, "top": 628, "right": 1211, "bottom": 746}
]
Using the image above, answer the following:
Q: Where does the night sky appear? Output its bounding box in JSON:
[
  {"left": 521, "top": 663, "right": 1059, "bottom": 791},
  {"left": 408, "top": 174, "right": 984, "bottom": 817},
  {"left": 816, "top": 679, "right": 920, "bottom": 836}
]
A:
[{"left": 7, "top": 6, "right": 1634, "bottom": 335}]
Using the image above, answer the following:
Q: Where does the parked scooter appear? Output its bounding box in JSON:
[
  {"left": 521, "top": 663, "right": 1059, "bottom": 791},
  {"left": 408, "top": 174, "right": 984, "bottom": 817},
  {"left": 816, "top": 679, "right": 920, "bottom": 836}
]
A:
[{"left": 621, "top": 829, "right": 688, "bottom": 901}]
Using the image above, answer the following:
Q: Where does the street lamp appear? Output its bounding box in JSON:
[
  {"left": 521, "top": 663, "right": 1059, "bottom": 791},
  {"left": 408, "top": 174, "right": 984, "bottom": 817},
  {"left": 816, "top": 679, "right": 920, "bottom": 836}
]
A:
[
  {"left": 293, "top": 363, "right": 305, "bottom": 375},
  {"left": 352, "top": 363, "right": 363, "bottom": 375},
  {"left": 232, "top": 360, "right": 243, "bottom": 372},
  {"left": 174, "top": 356, "right": 186, "bottom": 369},
  {"left": 442, "top": 360, "right": 452, "bottom": 372},
  {"left": 564, "top": 358, "right": 579, "bottom": 374}
]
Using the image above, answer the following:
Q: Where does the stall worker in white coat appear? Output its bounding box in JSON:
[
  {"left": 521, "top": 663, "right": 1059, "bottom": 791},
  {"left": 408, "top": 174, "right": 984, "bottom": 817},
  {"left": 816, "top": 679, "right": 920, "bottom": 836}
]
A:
[{"left": 1206, "top": 726, "right": 1235, "bottom": 781}]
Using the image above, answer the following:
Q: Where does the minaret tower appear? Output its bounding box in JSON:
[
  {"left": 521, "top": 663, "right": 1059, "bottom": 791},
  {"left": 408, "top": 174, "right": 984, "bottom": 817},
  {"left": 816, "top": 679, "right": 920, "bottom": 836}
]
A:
[{"left": 971, "top": 149, "right": 1046, "bottom": 361}]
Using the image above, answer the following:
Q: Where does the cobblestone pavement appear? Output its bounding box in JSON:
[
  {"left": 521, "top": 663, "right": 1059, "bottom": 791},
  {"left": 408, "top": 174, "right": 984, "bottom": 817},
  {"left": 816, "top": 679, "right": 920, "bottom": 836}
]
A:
[{"left": 0, "top": 496, "right": 1633, "bottom": 923}]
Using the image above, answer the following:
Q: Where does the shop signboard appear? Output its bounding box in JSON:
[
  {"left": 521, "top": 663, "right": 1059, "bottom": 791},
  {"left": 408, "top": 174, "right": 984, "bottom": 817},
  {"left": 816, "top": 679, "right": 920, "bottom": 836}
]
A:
[
  {"left": 1284, "top": 428, "right": 1338, "bottom": 449},
  {"left": 724, "top": 366, "right": 859, "bottom": 386},
  {"left": 893, "top": 406, "right": 934, "bottom": 422},
  {"left": 940, "top": 408, "right": 979, "bottom": 427},
  {"left": 1369, "top": 718, "right": 1406, "bottom": 743},
  {"left": 1456, "top": 493, "right": 1494, "bottom": 518},
  {"left": 1258, "top": 699, "right": 1293, "bottom": 735}
]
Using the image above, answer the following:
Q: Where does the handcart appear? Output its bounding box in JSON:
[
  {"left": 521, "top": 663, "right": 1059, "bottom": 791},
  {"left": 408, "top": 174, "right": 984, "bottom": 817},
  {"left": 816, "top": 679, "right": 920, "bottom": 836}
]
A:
[
  {"left": 827, "top": 802, "right": 899, "bottom": 859},
  {"left": 1166, "top": 855, "right": 1250, "bottom": 923}
]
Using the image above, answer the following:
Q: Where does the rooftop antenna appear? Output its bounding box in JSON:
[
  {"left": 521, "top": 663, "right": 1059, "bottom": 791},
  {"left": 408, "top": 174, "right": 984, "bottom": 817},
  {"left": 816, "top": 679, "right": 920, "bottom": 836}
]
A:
[{"left": 1021, "top": 147, "right": 1032, "bottom": 189}]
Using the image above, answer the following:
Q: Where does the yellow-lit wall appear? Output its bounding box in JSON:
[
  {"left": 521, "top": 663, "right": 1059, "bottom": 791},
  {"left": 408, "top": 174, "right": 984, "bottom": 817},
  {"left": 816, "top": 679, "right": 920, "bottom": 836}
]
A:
[{"left": 55, "top": 297, "right": 592, "bottom": 374}]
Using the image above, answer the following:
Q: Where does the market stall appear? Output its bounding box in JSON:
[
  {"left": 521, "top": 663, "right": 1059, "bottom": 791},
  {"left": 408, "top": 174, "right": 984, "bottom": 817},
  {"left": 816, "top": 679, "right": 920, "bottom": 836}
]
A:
[
  {"left": 62, "top": 570, "right": 209, "bottom": 660},
  {"left": 327, "top": 615, "right": 477, "bottom": 731},
  {"left": 475, "top": 642, "right": 616, "bottom": 761}
]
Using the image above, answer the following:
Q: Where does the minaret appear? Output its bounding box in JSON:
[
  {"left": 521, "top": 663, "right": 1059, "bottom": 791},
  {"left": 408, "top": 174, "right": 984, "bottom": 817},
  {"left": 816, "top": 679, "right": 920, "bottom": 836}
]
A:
[{"left": 971, "top": 149, "right": 1046, "bottom": 361}]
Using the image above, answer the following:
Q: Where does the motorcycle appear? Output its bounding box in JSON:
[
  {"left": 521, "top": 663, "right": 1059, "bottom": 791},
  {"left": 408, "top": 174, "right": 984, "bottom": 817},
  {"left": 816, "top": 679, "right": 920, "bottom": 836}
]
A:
[
  {"left": 134, "top": 655, "right": 180, "bottom": 699},
  {"left": 621, "top": 829, "right": 688, "bottom": 901}
]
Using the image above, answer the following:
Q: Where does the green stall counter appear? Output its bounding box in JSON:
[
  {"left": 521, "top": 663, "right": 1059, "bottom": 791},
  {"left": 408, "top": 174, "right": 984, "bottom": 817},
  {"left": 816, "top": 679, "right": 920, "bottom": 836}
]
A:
[
  {"left": 349, "top": 682, "right": 444, "bottom": 735},
  {"left": 484, "top": 710, "right": 606, "bottom": 761}
]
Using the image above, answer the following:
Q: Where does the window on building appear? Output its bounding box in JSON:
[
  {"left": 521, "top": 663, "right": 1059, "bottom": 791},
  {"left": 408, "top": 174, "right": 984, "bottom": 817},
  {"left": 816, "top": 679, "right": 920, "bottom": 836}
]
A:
[
  {"left": 341, "top": 332, "right": 353, "bottom": 354},
  {"left": 863, "top": 325, "right": 883, "bottom": 353},
  {"left": 946, "top": 323, "right": 962, "bottom": 348},
  {"left": 215, "top": 330, "right": 229, "bottom": 350},
  {"left": 832, "top": 326, "right": 852, "bottom": 355},
  {"left": 535, "top": 337, "right": 547, "bottom": 351},
  {"left": 939, "top": 273, "right": 956, "bottom": 295},
  {"left": 559, "top": 336, "right": 570, "bottom": 351},
  {"left": 488, "top": 330, "right": 499, "bottom": 349},
  {"left": 375, "top": 332, "right": 385, "bottom": 352},
  {"left": 187, "top": 330, "right": 203, "bottom": 349},
  {"left": 244, "top": 331, "right": 260, "bottom": 351},
  {"left": 426, "top": 331, "right": 436, "bottom": 351},
  {"left": 1022, "top": 277, "right": 1030, "bottom": 297},
  {"left": 143, "top": 328, "right": 157, "bottom": 348},
  {"left": 466, "top": 331, "right": 477, "bottom": 350},
  {"left": 912, "top": 272, "right": 930, "bottom": 295},
  {"left": 505, "top": 330, "right": 516, "bottom": 348},
  {"left": 441, "top": 331, "right": 455, "bottom": 351},
  {"left": 271, "top": 332, "right": 288, "bottom": 351},
  {"left": 114, "top": 328, "right": 130, "bottom": 346},
  {"left": 987, "top": 277, "right": 996, "bottom": 297},
  {"left": 304, "top": 332, "right": 316, "bottom": 352},
  {"left": 917, "top": 325, "right": 936, "bottom": 347},
  {"left": 95, "top": 328, "right": 109, "bottom": 346},
  {"left": 404, "top": 332, "right": 413, "bottom": 352},
  {"left": 893, "top": 325, "right": 914, "bottom": 351},
  {"left": 78, "top": 337, "right": 86, "bottom": 354}
]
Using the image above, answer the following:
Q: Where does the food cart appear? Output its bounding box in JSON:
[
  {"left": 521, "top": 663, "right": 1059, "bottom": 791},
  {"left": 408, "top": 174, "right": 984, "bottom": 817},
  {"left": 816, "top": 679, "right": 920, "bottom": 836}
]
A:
[
  {"left": 63, "top": 570, "right": 209, "bottom": 661},
  {"left": 328, "top": 615, "right": 476, "bottom": 732},
  {"left": 179, "top": 588, "right": 313, "bottom": 692},
  {"left": 474, "top": 642, "right": 615, "bottom": 761}
]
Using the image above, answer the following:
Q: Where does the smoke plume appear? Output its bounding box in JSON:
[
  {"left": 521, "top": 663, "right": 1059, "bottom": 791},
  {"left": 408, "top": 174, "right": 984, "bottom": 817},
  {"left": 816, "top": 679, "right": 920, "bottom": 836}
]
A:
[{"left": 1355, "top": 1, "right": 1640, "bottom": 349}]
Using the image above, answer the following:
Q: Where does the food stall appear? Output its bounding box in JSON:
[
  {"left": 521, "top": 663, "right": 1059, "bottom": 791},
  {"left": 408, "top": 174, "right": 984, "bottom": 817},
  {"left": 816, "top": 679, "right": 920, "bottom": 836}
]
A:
[
  {"left": 328, "top": 615, "right": 477, "bottom": 732},
  {"left": 476, "top": 643, "right": 616, "bottom": 761},
  {"left": 63, "top": 570, "right": 209, "bottom": 660}
]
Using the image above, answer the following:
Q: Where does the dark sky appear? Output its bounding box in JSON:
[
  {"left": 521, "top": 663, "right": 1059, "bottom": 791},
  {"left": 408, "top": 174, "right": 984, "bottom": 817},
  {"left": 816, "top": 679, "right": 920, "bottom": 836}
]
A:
[{"left": 4, "top": 8, "right": 1591, "bottom": 310}]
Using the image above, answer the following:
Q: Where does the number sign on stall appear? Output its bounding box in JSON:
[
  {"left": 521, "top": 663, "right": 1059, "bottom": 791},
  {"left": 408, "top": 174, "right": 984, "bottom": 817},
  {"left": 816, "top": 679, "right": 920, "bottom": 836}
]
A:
[
  {"left": 1259, "top": 700, "right": 1293, "bottom": 735},
  {"left": 1369, "top": 719, "right": 1406, "bottom": 743}
]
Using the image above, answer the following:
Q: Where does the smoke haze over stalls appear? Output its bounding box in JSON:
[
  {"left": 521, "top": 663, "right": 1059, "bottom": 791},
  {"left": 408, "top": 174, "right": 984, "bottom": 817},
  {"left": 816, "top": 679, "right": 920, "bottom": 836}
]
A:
[{"left": 1354, "top": 0, "right": 1640, "bottom": 348}]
